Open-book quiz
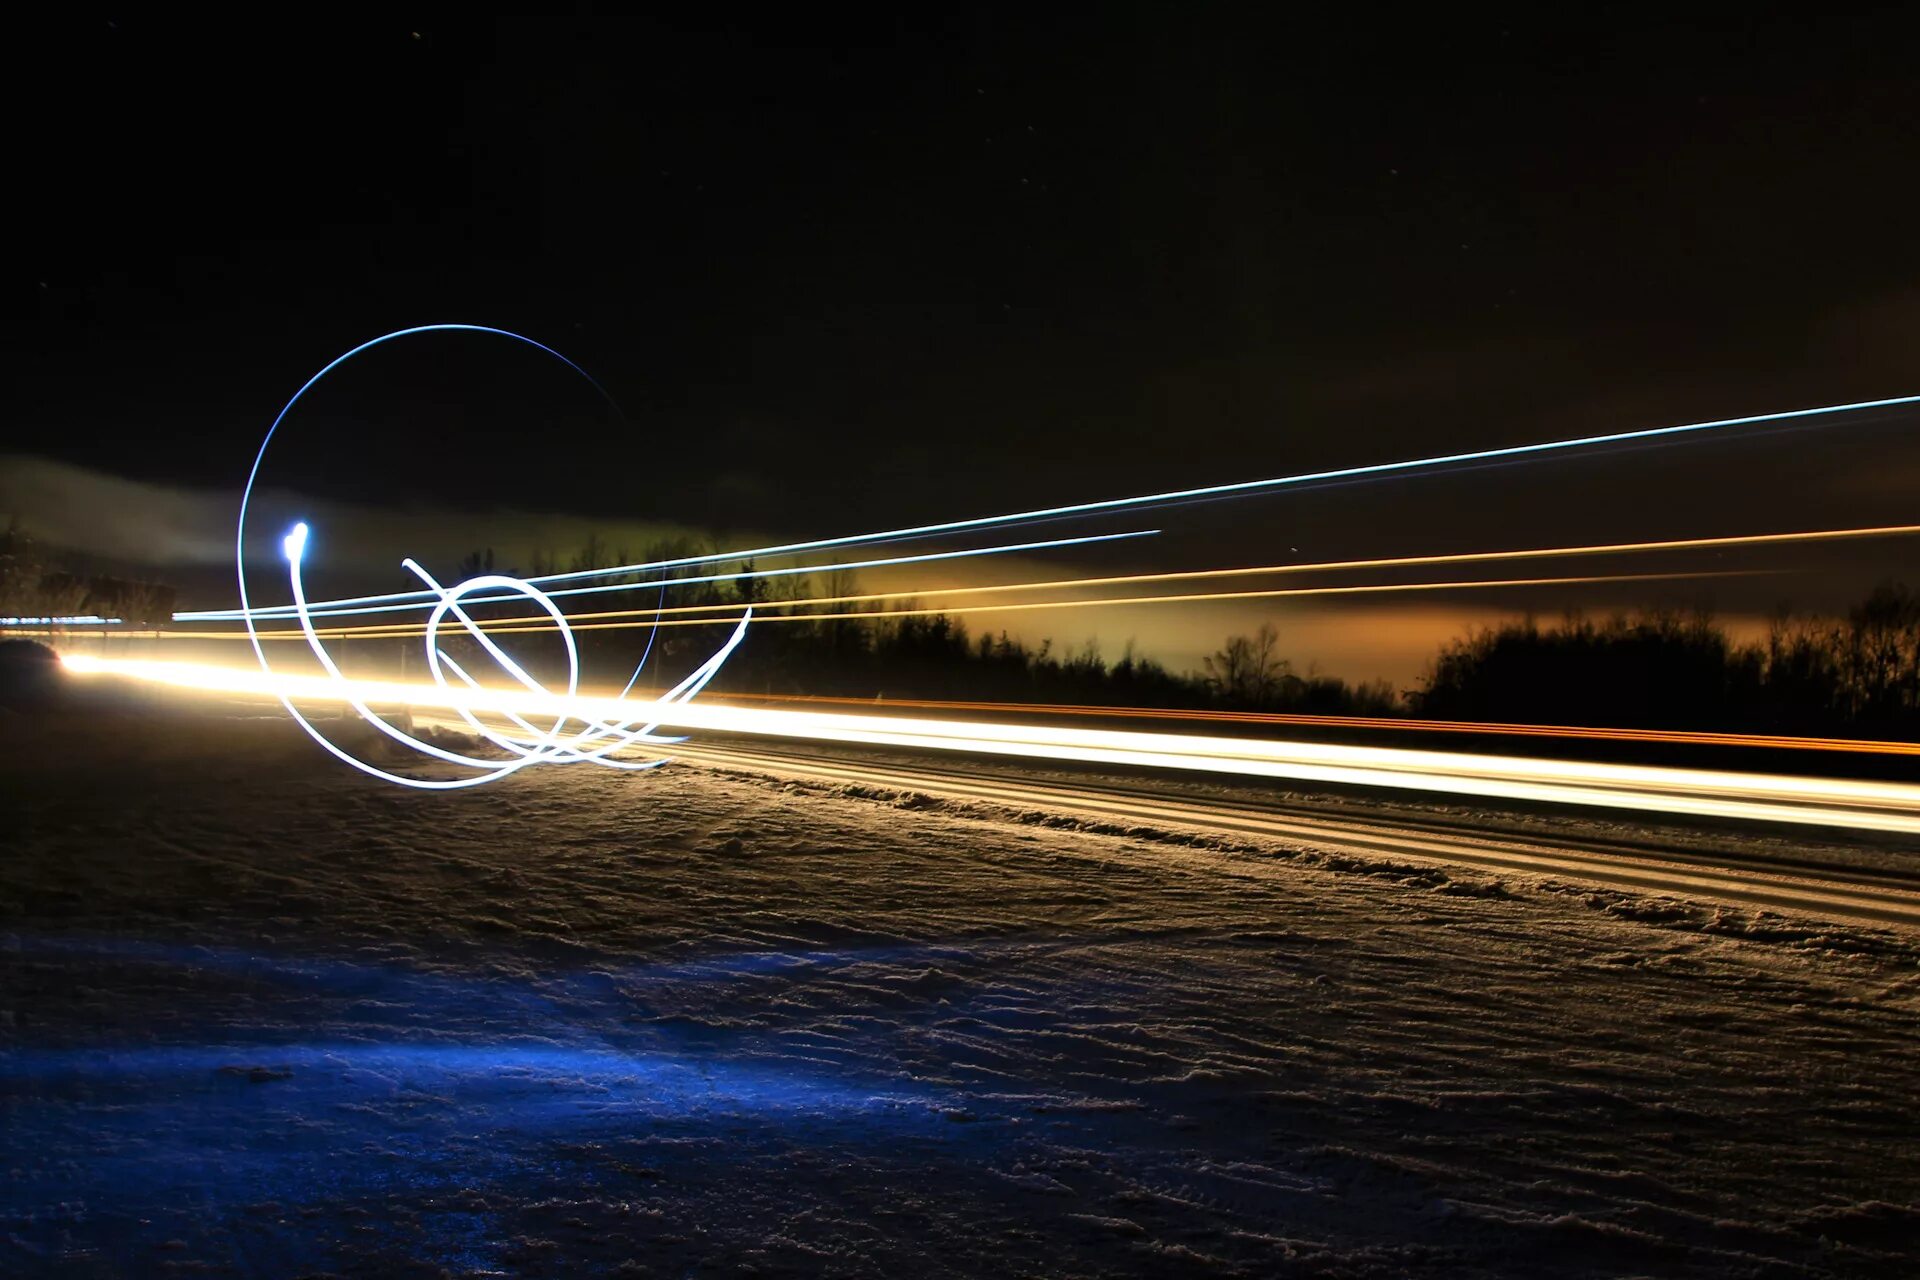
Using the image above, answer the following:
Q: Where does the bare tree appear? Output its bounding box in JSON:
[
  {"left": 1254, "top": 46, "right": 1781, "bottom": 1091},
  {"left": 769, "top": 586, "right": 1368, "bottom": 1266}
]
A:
[
  {"left": 1204, "top": 622, "right": 1288, "bottom": 705},
  {"left": 569, "top": 531, "right": 608, "bottom": 574},
  {"left": 106, "top": 580, "right": 177, "bottom": 627},
  {"left": 1842, "top": 584, "right": 1920, "bottom": 721}
]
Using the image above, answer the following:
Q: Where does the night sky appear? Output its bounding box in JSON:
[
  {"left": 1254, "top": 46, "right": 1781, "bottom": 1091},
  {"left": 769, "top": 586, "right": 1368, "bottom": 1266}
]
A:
[{"left": 11, "top": 8, "right": 1920, "bottom": 679}]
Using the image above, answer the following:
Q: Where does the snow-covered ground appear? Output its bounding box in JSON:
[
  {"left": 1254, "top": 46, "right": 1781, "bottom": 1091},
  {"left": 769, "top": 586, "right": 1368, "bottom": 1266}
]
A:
[{"left": 4, "top": 699, "right": 1919, "bottom": 1277}]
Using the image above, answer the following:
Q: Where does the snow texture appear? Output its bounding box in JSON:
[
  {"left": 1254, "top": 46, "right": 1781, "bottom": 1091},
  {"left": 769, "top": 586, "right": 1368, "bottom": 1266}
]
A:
[{"left": 3, "top": 702, "right": 1919, "bottom": 1277}]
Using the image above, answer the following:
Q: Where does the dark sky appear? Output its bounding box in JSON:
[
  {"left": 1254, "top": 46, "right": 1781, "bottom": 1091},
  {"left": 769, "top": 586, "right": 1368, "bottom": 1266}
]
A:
[{"left": 11, "top": 7, "right": 1920, "bottom": 676}]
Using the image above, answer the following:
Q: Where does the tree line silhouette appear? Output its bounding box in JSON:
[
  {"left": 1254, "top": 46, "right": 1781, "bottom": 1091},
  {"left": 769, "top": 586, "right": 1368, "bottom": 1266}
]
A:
[
  {"left": 1418, "top": 590, "right": 1920, "bottom": 738},
  {"left": 493, "top": 534, "right": 1915, "bottom": 739},
  {"left": 680, "top": 594, "right": 1920, "bottom": 739},
  {"left": 441, "top": 536, "right": 1402, "bottom": 714},
  {"left": 5, "top": 519, "right": 1916, "bottom": 740},
  {"left": 0, "top": 521, "right": 177, "bottom": 625}
]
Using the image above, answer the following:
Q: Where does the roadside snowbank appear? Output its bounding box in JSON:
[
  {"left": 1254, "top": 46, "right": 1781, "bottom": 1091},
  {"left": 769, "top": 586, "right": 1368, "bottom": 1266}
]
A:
[{"left": 3, "top": 706, "right": 1917, "bottom": 1277}]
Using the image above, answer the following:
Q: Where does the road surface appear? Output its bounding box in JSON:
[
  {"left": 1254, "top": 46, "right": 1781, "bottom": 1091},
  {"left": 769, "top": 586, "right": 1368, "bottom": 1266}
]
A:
[{"left": 675, "top": 738, "right": 1920, "bottom": 931}]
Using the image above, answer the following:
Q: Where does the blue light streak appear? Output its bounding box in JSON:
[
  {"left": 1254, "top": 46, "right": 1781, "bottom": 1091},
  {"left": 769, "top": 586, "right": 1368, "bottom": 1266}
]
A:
[
  {"left": 180, "top": 527, "right": 1158, "bottom": 623},
  {"left": 194, "top": 366, "right": 1920, "bottom": 625},
  {"left": 0, "top": 615, "right": 123, "bottom": 625}
]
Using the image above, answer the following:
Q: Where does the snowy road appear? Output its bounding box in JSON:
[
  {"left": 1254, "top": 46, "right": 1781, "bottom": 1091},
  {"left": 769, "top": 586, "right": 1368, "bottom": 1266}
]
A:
[
  {"left": 676, "top": 740, "right": 1920, "bottom": 930},
  {"left": 4, "top": 708, "right": 1919, "bottom": 1277}
]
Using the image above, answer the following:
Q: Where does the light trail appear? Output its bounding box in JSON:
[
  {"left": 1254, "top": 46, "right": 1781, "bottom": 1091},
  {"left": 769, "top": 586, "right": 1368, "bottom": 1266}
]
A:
[
  {"left": 58, "top": 652, "right": 1920, "bottom": 833},
  {"left": 700, "top": 692, "right": 1920, "bottom": 757},
  {"left": 166, "top": 323, "right": 1920, "bottom": 807},
  {"left": 0, "top": 615, "right": 123, "bottom": 626},
  {"left": 180, "top": 527, "right": 1160, "bottom": 623},
  {"left": 190, "top": 321, "right": 1189, "bottom": 788},
  {"left": 255, "top": 520, "right": 758, "bottom": 789},
  {"left": 174, "top": 569, "right": 1759, "bottom": 641},
  {"left": 220, "top": 325, "right": 763, "bottom": 787},
  {"left": 209, "top": 520, "right": 1920, "bottom": 637},
  {"left": 181, "top": 326, "right": 1920, "bottom": 625}
]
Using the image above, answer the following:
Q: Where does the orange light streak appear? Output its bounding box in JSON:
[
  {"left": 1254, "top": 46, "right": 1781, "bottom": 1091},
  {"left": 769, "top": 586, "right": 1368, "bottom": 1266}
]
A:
[
  {"left": 163, "top": 570, "right": 1757, "bottom": 640},
  {"left": 157, "top": 520, "right": 1919, "bottom": 640}
]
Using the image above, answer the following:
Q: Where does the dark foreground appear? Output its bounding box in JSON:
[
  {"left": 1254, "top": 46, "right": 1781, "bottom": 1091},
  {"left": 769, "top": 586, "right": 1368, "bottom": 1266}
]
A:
[{"left": 3, "top": 706, "right": 1919, "bottom": 1277}]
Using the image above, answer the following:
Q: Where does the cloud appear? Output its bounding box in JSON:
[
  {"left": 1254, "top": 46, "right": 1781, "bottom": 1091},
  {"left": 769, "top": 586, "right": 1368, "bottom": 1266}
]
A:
[
  {"left": 0, "top": 455, "right": 235, "bottom": 567},
  {"left": 0, "top": 454, "right": 727, "bottom": 578}
]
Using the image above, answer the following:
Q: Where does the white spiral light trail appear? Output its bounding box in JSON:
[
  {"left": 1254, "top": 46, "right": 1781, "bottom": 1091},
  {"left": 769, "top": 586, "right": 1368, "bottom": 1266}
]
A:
[
  {"left": 177, "top": 323, "right": 1920, "bottom": 797},
  {"left": 226, "top": 324, "right": 762, "bottom": 788},
  {"left": 262, "top": 519, "right": 751, "bottom": 789},
  {"left": 193, "top": 324, "right": 1163, "bottom": 787}
]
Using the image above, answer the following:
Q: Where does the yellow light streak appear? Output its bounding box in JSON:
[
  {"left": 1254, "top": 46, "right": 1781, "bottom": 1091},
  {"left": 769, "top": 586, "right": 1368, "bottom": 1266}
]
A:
[
  {"left": 704, "top": 692, "right": 1920, "bottom": 757},
  {"left": 59, "top": 652, "right": 1920, "bottom": 833},
  {"left": 169, "top": 520, "right": 1920, "bottom": 639},
  {"left": 171, "top": 569, "right": 1759, "bottom": 640}
]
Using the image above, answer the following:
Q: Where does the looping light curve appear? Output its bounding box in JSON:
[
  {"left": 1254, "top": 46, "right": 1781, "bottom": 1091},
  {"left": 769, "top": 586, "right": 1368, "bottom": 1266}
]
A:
[{"left": 240, "top": 325, "right": 749, "bottom": 788}]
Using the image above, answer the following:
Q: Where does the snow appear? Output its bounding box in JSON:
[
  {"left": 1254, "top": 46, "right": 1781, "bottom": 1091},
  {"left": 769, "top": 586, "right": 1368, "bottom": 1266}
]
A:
[{"left": 3, "top": 698, "right": 1919, "bottom": 1276}]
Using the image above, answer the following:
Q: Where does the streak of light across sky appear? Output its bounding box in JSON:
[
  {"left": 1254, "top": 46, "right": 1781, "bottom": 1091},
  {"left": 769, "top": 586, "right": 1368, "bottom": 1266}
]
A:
[
  {"left": 178, "top": 527, "right": 1160, "bottom": 623},
  {"left": 113, "top": 323, "right": 1920, "bottom": 801},
  {"left": 199, "top": 521, "right": 1920, "bottom": 638},
  {"left": 57, "top": 653, "right": 1920, "bottom": 834},
  {"left": 182, "top": 384, "right": 1920, "bottom": 624},
  {"left": 171, "top": 570, "right": 1760, "bottom": 640}
]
